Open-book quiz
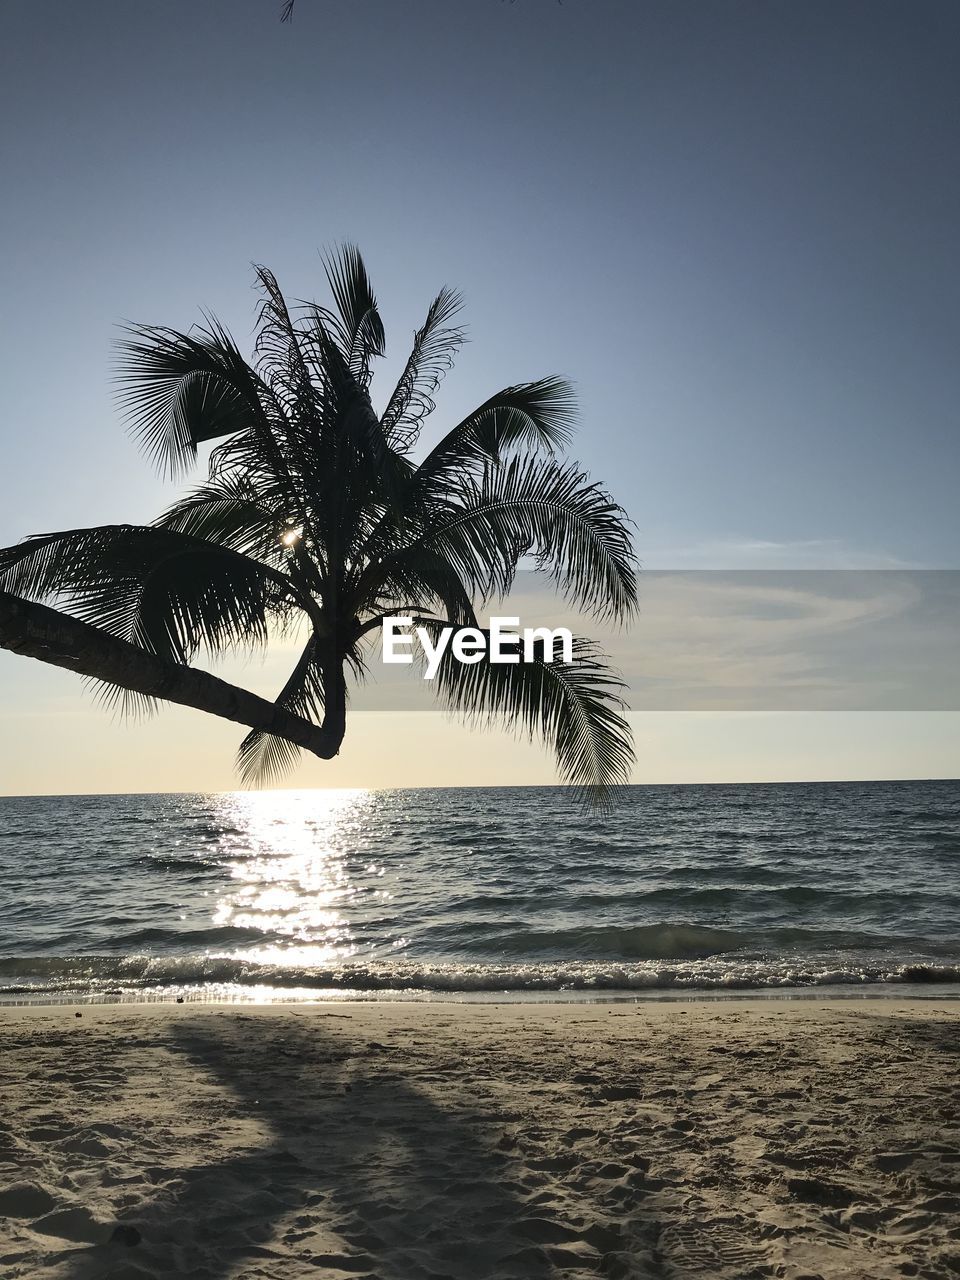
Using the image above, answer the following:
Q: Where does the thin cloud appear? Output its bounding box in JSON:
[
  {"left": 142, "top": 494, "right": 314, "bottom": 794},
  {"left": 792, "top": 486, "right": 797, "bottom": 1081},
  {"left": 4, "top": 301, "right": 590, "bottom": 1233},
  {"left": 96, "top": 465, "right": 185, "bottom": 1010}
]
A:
[{"left": 640, "top": 537, "right": 924, "bottom": 570}]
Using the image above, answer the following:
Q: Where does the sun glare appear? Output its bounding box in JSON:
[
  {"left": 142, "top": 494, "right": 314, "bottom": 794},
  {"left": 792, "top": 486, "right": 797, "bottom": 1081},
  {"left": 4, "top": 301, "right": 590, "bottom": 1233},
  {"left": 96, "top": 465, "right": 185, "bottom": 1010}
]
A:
[{"left": 211, "top": 789, "right": 376, "bottom": 966}]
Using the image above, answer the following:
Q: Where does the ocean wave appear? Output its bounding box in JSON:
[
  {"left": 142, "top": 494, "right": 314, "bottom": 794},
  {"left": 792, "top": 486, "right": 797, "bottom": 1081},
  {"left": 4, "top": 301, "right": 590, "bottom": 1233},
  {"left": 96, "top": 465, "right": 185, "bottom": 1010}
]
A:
[
  {"left": 1, "top": 952, "right": 958, "bottom": 997},
  {"left": 474, "top": 923, "right": 746, "bottom": 959},
  {"left": 466, "top": 921, "right": 923, "bottom": 960},
  {"left": 455, "top": 885, "right": 960, "bottom": 915},
  {"left": 136, "top": 855, "right": 224, "bottom": 874}
]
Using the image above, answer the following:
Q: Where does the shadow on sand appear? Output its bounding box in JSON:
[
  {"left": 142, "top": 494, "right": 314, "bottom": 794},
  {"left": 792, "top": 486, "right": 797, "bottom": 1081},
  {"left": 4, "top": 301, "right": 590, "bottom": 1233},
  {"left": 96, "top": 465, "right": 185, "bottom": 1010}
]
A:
[{"left": 64, "top": 1010, "right": 560, "bottom": 1280}]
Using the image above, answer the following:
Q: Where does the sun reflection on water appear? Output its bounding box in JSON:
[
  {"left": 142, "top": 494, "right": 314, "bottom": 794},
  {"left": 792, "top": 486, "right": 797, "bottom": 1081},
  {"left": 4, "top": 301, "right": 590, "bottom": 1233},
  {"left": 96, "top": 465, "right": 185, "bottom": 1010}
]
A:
[{"left": 210, "top": 789, "right": 382, "bottom": 965}]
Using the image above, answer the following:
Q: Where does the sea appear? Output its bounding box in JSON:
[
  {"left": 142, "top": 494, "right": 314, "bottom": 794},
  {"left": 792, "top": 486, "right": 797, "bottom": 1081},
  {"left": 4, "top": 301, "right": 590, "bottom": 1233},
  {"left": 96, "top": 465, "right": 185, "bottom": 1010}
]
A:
[{"left": 0, "top": 780, "right": 957, "bottom": 1006}]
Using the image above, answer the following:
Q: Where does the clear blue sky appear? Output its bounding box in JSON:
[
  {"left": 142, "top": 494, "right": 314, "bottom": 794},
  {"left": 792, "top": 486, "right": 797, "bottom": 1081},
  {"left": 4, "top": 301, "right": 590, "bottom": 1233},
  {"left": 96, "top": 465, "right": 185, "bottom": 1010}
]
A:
[{"left": 1, "top": 0, "right": 958, "bottom": 791}]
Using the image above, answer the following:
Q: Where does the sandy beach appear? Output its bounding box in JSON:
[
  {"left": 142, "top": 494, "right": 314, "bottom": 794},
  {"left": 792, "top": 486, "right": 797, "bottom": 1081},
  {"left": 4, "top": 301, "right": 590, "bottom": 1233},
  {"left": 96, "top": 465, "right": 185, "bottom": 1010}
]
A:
[{"left": 0, "top": 998, "right": 957, "bottom": 1279}]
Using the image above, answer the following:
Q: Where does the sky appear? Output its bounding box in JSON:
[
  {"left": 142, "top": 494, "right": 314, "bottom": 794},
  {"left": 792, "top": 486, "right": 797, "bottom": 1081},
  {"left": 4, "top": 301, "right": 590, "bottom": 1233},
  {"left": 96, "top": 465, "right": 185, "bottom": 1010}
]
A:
[{"left": 1, "top": 0, "right": 958, "bottom": 794}]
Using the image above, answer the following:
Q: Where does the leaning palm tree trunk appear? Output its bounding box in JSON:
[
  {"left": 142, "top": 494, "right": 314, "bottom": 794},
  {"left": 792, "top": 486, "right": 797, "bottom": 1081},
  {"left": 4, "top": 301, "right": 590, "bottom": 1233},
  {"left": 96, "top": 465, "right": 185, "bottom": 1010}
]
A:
[{"left": 0, "top": 592, "right": 341, "bottom": 758}]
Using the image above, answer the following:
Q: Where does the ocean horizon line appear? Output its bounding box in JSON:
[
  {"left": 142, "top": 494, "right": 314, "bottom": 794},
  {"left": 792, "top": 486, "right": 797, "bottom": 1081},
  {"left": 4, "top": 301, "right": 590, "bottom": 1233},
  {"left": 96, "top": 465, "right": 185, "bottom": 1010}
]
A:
[{"left": 2, "top": 774, "right": 960, "bottom": 801}]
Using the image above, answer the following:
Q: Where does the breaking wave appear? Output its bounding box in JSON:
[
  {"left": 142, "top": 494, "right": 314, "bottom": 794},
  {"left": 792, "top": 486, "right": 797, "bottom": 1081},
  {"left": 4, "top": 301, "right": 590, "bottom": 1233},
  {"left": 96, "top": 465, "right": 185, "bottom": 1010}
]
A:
[{"left": 0, "top": 952, "right": 958, "bottom": 1001}]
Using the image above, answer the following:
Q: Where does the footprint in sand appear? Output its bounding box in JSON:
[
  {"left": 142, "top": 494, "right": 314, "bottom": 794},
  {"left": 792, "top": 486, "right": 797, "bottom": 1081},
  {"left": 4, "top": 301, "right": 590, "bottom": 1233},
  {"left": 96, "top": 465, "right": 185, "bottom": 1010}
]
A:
[{"left": 656, "top": 1220, "right": 769, "bottom": 1279}]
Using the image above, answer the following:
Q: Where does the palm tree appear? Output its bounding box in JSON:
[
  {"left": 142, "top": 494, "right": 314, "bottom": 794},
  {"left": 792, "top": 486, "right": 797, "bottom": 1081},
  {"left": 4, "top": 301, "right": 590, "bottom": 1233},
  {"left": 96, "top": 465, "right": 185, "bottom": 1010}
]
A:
[{"left": 0, "top": 247, "right": 637, "bottom": 796}]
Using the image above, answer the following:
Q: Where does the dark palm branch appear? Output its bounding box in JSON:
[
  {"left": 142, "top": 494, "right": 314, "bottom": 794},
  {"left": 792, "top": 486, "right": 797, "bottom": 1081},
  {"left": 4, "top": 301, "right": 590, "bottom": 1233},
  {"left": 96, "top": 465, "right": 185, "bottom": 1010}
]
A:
[
  {"left": 432, "top": 631, "right": 633, "bottom": 804},
  {"left": 236, "top": 635, "right": 324, "bottom": 785},
  {"left": 0, "top": 525, "right": 285, "bottom": 663},
  {"left": 379, "top": 287, "right": 465, "bottom": 451}
]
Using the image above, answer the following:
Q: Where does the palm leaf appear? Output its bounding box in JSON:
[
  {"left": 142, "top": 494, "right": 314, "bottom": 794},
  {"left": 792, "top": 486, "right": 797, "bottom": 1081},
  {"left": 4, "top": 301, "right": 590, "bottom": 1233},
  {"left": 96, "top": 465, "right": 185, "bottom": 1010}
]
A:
[
  {"left": 252, "top": 264, "right": 318, "bottom": 415},
  {"left": 86, "top": 677, "right": 160, "bottom": 721},
  {"left": 353, "top": 543, "right": 479, "bottom": 630},
  {"left": 416, "top": 378, "right": 577, "bottom": 485},
  {"left": 392, "top": 456, "right": 637, "bottom": 619},
  {"left": 0, "top": 525, "right": 287, "bottom": 663},
  {"left": 115, "top": 319, "right": 281, "bottom": 478},
  {"left": 154, "top": 476, "right": 289, "bottom": 568},
  {"left": 431, "top": 628, "right": 634, "bottom": 801},
  {"left": 236, "top": 636, "right": 324, "bottom": 785},
  {"left": 320, "top": 244, "right": 385, "bottom": 376},
  {"left": 379, "top": 287, "right": 465, "bottom": 451}
]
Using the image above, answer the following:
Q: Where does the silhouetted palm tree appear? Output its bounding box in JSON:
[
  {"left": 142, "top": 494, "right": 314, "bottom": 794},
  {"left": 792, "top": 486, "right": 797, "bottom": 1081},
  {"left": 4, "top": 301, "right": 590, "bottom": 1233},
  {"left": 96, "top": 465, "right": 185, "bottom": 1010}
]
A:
[{"left": 0, "top": 248, "right": 636, "bottom": 794}]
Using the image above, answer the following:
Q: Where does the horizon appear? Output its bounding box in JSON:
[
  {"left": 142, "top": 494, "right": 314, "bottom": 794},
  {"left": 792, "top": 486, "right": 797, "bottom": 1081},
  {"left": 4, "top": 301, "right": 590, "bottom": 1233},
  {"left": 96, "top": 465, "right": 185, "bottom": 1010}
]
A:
[{"left": 2, "top": 774, "right": 959, "bottom": 802}]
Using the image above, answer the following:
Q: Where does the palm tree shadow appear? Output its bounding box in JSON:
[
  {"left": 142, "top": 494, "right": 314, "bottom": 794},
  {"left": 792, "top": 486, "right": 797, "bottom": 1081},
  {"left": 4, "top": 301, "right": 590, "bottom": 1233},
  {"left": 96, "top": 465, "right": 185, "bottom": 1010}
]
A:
[{"left": 66, "top": 1011, "right": 555, "bottom": 1280}]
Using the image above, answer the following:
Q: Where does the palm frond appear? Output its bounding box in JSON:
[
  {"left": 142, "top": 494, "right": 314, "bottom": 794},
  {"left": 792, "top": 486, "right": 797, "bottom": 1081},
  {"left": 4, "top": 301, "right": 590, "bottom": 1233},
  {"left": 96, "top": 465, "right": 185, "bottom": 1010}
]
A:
[
  {"left": 379, "top": 287, "right": 465, "bottom": 452},
  {"left": 356, "top": 544, "right": 479, "bottom": 630},
  {"left": 431, "top": 629, "right": 634, "bottom": 801},
  {"left": 154, "top": 476, "right": 288, "bottom": 568},
  {"left": 320, "top": 244, "right": 385, "bottom": 376},
  {"left": 115, "top": 319, "right": 280, "bottom": 478},
  {"left": 86, "top": 677, "right": 160, "bottom": 721},
  {"left": 252, "top": 264, "right": 317, "bottom": 414},
  {"left": 236, "top": 636, "right": 324, "bottom": 785},
  {"left": 0, "top": 525, "right": 286, "bottom": 663},
  {"left": 416, "top": 378, "right": 577, "bottom": 485},
  {"left": 357, "top": 378, "right": 578, "bottom": 570},
  {"left": 404, "top": 456, "right": 638, "bottom": 618}
]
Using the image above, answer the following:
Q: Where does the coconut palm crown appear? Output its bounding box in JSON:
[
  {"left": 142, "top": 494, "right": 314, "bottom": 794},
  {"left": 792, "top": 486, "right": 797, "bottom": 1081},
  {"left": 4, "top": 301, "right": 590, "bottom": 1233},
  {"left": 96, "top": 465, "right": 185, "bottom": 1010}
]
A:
[{"left": 0, "top": 248, "right": 638, "bottom": 796}]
